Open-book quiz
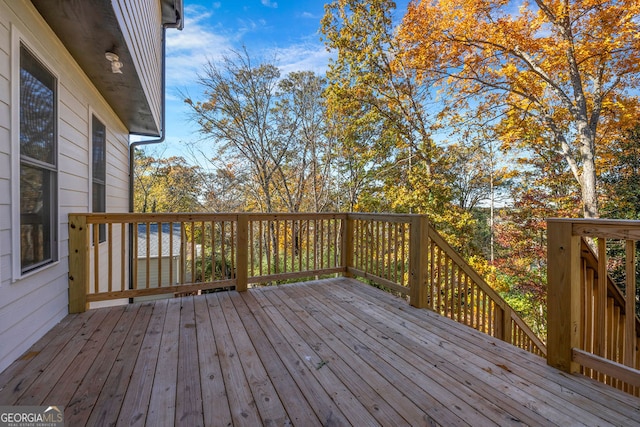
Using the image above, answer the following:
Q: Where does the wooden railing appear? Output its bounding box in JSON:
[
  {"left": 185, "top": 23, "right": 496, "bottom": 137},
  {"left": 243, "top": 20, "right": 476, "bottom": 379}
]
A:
[
  {"left": 68, "top": 212, "right": 545, "bottom": 356},
  {"left": 68, "top": 213, "right": 345, "bottom": 310},
  {"left": 547, "top": 219, "right": 640, "bottom": 396},
  {"left": 346, "top": 213, "right": 546, "bottom": 357}
]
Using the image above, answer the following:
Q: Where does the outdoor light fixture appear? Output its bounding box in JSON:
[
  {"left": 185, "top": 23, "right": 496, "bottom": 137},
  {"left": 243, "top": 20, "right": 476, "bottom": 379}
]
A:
[{"left": 105, "top": 51, "right": 123, "bottom": 74}]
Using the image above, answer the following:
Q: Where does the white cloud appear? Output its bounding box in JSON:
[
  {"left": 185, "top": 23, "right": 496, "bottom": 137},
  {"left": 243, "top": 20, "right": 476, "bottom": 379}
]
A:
[
  {"left": 165, "top": 5, "right": 233, "bottom": 83},
  {"left": 270, "top": 43, "right": 335, "bottom": 76},
  {"left": 236, "top": 18, "right": 269, "bottom": 38},
  {"left": 261, "top": 0, "right": 278, "bottom": 8},
  {"left": 164, "top": 5, "right": 334, "bottom": 93}
]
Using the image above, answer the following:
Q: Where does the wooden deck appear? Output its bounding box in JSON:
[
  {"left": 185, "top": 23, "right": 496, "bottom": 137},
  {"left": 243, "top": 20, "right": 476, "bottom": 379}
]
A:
[{"left": 0, "top": 278, "right": 638, "bottom": 426}]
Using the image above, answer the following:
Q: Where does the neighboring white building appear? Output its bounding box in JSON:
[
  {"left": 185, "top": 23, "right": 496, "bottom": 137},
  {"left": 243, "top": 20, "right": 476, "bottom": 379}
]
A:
[
  {"left": 135, "top": 222, "right": 182, "bottom": 301},
  {"left": 0, "top": 0, "right": 182, "bottom": 372}
]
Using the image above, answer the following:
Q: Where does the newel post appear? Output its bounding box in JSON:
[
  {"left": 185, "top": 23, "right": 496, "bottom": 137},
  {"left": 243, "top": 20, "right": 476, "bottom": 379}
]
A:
[
  {"left": 342, "top": 215, "right": 354, "bottom": 277},
  {"left": 236, "top": 214, "right": 248, "bottom": 292},
  {"left": 409, "top": 215, "right": 429, "bottom": 308},
  {"left": 547, "top": 219, "right": 582, "bottom": 373},
  {"left": 68, "top": 214, "right": 89, "bottom": 313},
  {"left": 494, "top": 305, "right": 513, "bottom": 343}
]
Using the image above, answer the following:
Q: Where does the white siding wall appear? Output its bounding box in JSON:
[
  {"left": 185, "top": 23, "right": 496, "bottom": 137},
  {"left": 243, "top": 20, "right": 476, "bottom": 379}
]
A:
[
  {"left": 112, "top": 0, "right": 163, "bottom": 132},
  {"left": 0, "top": 0, "right": 130, "bottom": 372},
  {"left": 0, "top": 0, "right": 10, "bottom": 290},
  {"left": 134, "top": 256, "right": 181, "bottom": 302}
]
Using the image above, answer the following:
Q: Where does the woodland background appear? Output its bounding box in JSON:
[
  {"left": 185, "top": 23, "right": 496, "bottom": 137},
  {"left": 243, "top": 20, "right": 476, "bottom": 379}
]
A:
[{"left": 134, "top": 1, "right": 640, "bottom": 340}]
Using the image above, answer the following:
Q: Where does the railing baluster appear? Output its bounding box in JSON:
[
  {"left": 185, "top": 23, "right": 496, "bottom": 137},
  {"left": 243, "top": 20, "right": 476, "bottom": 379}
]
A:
[
  {"left": 108, "top": 223, "right": 113, "bottom": 293},
  {"left": 306, "top": 219, "right": 311, "bottom": 271},
  {"left": 145, "top": 222, "right": 151, "bottom": 289},
  {"left": 121, "top": 222, "right": 126, "bottom": 292},
  {"left": 156, "top": 222, "right": 162, "bottom": 288},
  {"left": 259, "top": 220, "right": 263, "bottom": 277},
  {"left": 231, "top": 220, "right": 236, "bottom": 280},
  {"left": 596, "top": 239, "right": 608, "bottom": 359},
  {"left": 169, "top": 222, "right": 174, "bottom": 286},
  {"left": 93, "top": 223, "right": 100, "bottom": 294},
  {"left": 625, "top": 240, "right": 636, "bottom": 368},
  {"left": 68, "top": 212, "right": 546, "bottom": 364},
  {"left": 200, "top": 221, "right": 205, "bottom": 283},
  {"left": 221, "top": 221, "right": 227, "bottom": 279},
  {"left": 180, "top": 222, "right": 186, "bottom": 285}
]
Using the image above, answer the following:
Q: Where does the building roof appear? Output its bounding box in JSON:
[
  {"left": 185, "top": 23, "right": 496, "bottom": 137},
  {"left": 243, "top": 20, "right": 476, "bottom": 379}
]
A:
[
  {"left": 30, "top": 0, "right": 183, "bottom": 135},
  {"left": 137, "top": 222, "right": 182, "bottom": 258}
]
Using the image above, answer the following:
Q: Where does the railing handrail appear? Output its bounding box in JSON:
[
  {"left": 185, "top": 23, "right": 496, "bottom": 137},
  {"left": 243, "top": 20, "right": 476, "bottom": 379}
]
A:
[
  {"left": 426, "top": 225, "right": 547, "bottom": 356},
  {"left": 68, "top": 211, "right": 546, "bottom": 357},
  {"left": 78, "top": 212, "right": 347, "bottom": 223}
]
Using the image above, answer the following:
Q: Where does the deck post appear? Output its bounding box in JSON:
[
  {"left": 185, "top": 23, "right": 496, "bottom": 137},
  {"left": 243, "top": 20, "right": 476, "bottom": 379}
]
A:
[
  {"left": 547, "top": 219, "right": 582, "bottom": 373},
  {"left": 68, "top": 214, "right": 89, "bottom": 313},
  {"left": 409, "top": 215, "right": 429, "bottom": 308},
  {"left": 342, "top": 215, "right": 354, "bottom": 277},
  {"left": 236, "top": 214, "right": 248, "bottom": 292},
  {"left": 494, "top": 305, "right": 512, "bottom": 343}
]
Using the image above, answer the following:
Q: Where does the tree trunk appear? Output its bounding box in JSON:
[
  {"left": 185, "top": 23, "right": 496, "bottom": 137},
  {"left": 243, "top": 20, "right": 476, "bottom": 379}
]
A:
[{"left": 578, "top": 126, "right": 598, "bottom": 219}]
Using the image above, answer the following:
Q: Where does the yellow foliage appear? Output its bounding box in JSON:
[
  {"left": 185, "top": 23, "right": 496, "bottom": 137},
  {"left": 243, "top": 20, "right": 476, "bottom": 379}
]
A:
[
  {"left": 397, "top": 0, "right": 640, "bottom": 217},
  {"left": 467, "top": 255, "right": 510, "bottom": 294}
]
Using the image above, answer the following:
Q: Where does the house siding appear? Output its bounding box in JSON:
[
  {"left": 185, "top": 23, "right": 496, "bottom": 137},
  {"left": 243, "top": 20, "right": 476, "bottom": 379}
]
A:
[
  {"left": 0, "top": 0, "right": 131, "bottom": 372},
  {"left": 134, "top": 256, "right": 181, "bottom": 302},
  {"left": 112, "top": 0, "right": 163, "bottom": 133},
  {"left": 0, "top": 8, "right": 9, "bottom": 290}
]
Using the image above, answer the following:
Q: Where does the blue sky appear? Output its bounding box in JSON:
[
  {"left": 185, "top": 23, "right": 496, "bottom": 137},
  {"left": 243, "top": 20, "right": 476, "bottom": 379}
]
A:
[{"left": 157, "top": 0, "right": 411, "bottom": 156}]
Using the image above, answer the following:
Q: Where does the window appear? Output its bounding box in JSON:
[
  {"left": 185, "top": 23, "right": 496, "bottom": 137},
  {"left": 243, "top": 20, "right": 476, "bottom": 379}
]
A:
[
  {"left": 19, "top": 44, "right": 58, "bottom": 273},
  {"left": 92, "top": 115, "right": 106, "bottom": 243}
]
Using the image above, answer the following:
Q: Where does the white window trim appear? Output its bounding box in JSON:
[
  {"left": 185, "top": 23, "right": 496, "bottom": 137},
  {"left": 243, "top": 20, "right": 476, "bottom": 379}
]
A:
[
  {"left": 89, "top": 108, "right": 107, "bottom": 245},
  {"left": 10, "top": 25, "right": 61, "bottom": 281}
]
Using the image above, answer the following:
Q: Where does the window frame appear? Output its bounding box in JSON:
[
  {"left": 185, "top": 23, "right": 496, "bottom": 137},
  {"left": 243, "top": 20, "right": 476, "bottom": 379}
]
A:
[
  {"left": 11, "top": 30, "right": 60, "bottom": 279},
  {"left": 91, "top": 113, "right": 107, "bottom": 244}
]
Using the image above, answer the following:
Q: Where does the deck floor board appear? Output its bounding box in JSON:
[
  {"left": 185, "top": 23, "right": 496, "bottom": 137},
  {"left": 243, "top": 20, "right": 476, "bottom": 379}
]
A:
[
  {"left": 117, "top": 298, "right": 168, "bottom": 427},
  {"left": 1, "top": 277, "right": 638, "bottom": 426},
  {"left": 263, "top": 285, "right": 411, "bottom": 426},
  {"left": 311, "top": 281, "right": 594, "bottom": 426},
  {"left": 336, "top": 278, "right": 640, "bottom": 421}
]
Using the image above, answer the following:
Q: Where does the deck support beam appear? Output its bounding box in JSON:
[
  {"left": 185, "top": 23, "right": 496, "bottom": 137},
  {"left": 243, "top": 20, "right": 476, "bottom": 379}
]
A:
[
  {"left": 68, "top": 214, "right": 89, "bottom": 313},
  {"left": 547, "top": 220, "right": 582, "bottom": 373},
  {"left": 236, "top": 214, "right": 248, "bottom": 292},
  {"left": 409, "top": 215, "right": 429, "bottom": 309},
  {"left": 342, "top": 216, "right": 354, "bottom": 278}
]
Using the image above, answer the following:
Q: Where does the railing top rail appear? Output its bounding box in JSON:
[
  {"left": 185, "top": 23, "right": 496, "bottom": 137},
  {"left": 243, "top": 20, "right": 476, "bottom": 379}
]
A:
[
  {"left": 70, "top": 212, "right": 350, "bottom": 224},
  {"left": 548, "top": 218, "right": 640, "bottom": 225},
  {"left": 244, "top": 212, "right": 347, "bottom": 221},
  {"left": 70, "top": 212, "right": 425, "bottom": 225},
  {"left": 347, "top": 212, "right": 422, "bottom": 223},
  {"left": 72, "top": 212, "right": 240, "bottom": 224},
  {"left": 548, "top": 218, "right": 640, "bottom": 240},
  {"left": 510, "top": 310, "right": 548, "bottom": 353},
  {"left": 428, "top": 226, "right": 509, "bottom": 312}
]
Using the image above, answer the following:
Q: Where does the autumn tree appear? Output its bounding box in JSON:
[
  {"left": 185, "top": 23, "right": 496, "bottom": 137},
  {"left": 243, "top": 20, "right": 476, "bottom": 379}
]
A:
[
  {"left": 185, "top": 49, "right": 289, "bottom": 213},
  {"left": 185, "top": 49, "right": 335, "bottom": 214},
  {"left": 133, "top": 148, "right": 205, "bottom": 213},
  {"left": 600, "top": 125, "right": 640, "bottom": 219},
  {"left": 321, "top": 0, "right": 442, "bottom": 212},
  {"left": 489, "top": 126, "right": 582, "bottom": 338},
  {"left": 273, "top": 71, "right": 335, "bottom": 212},
  {"left": 398, "top": 0, "right": 640, "bottom": 218}
]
